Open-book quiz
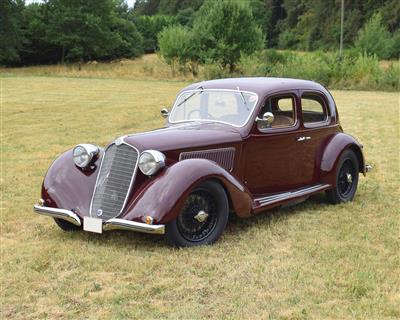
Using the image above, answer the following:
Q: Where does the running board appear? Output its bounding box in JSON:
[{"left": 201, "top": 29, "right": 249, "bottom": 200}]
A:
[{"left": 254, "top": 184, "right": 331, "bottom": 209}]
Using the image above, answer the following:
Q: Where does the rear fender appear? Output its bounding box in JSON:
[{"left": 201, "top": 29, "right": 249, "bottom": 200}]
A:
[
  {"left": 122, "top": 158, "right": 253, "bottom": 224},
  {"left": 320, "top": 133, "right": 365, "bottom": 186}
]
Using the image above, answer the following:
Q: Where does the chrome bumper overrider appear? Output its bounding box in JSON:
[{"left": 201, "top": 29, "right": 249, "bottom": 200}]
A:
[{"left": 33, "top": 204, "right": 165, "bottom": 234}]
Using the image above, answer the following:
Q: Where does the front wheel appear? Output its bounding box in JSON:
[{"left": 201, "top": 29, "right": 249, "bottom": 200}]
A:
[
  {"left": 165, "top": 180, "right": 229, "bottom": 247},
  {"left": 326, "top": 149, "right": 359, "bottom": 204}
]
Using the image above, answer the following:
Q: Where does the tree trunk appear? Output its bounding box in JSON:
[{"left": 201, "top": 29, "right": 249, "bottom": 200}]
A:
[{"left": 61, "top": 45, "right": 65, "bottom": 65}]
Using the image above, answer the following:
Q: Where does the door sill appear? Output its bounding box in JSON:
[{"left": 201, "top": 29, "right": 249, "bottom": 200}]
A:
[{"left": 253, "top": 183, "right": 331, "bottom": 211}]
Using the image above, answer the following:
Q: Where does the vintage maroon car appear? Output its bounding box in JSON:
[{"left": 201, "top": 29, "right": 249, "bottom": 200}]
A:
[{"left": 34, "top": 77, "right": 371, "bottom": 247}]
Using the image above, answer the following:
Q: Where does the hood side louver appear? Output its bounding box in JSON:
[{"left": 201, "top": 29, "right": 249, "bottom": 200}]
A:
[{"left": 179, "top": 147, "right": 236, "bottom": 172}]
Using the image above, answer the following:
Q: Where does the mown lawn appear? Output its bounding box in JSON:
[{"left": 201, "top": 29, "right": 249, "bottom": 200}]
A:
[{"left": 1, "top": 75, "right": 399, "bottom": 319}]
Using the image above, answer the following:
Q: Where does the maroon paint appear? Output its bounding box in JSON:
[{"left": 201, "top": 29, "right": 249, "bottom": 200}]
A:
[
  {"left": 39, "top": 77, "right": 366, "bottom": 225},
  {"left": 122, "top": 158, "right": 253, "bottom": 224}
]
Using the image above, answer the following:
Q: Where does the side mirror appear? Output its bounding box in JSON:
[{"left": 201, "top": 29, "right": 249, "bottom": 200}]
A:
[
  {"left": 161, "top": 108, "right": 169, "bottom": 118},
  {"left": 256, "top": 112, "right": 274, "bottom": 129}
]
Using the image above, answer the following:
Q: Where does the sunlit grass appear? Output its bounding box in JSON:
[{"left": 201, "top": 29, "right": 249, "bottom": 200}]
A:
[{"left": 1, "top": 75, "right": 399, "bottom": 319}]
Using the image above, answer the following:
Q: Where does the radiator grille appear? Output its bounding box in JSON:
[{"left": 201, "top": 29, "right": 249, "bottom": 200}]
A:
[
  {"left": 179, "top": 147, "right": 235, "bottom": 171},
  {"left": 90, "top": 143, "right": 138, "bottom": 220}
]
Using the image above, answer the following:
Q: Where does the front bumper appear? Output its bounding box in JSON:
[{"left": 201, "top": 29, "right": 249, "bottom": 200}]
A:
[{"left": 33, "top": 204, "right": 165, "bottom": 235}]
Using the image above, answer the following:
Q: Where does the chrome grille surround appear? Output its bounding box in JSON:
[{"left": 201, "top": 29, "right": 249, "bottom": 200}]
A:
[
  {"left": 179, "top": 147, "right": 236, "bottom": 171},
  {"left": 89, "top": 140, "right": 139, "bottom": 221}
]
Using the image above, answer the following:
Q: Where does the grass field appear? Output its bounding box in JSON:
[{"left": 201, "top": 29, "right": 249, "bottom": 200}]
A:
[{"left": 1, "top": 74, "right": 399, "bottom": 319}]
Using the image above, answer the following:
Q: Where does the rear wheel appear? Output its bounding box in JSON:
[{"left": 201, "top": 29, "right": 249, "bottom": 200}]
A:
[
  {"left": 165, "top": 180, "right": 229, "bottom": 247},
  {"left": 326, "top": 149, "right": 359, "bottom": 204},
  {"left": 53, "top": 218, "right": 81, "bottom": 231}
]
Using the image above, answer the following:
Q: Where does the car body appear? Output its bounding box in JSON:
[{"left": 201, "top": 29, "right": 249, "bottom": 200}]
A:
[{"left": 34, "top": 77, "right": 371, "bottom": 246}]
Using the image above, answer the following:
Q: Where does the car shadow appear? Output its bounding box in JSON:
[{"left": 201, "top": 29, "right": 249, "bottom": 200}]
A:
[
  {"left": 225, "top": 193, "right": 329, "bottom": 235},
  {"left": 56, "top": 193, "right": 330, "bottom": 250}
]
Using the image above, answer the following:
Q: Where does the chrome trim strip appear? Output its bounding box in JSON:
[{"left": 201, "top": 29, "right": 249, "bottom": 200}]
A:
[
  {"left": 89, "top": 136, "right": 140, "bottom": 219},
  {"left": 169, "top": 88, "right": 259, "bottom": 128},
  {"left": 33, "top": 204, "right": 81, "bottom": 226},
  {"left": 255, "top": 184, "right": 331, "bottom": 206},
  {"left": 103, "top": 218, "right": 165, "bottom": 234}
]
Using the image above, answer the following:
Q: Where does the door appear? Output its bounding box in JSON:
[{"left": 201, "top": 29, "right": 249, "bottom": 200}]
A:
[
  {"left": 296, "top": 91, "right": 333, "bottom": 184},
  {"left": 243, "top": 92, "right": 314, "bottom": 195}
]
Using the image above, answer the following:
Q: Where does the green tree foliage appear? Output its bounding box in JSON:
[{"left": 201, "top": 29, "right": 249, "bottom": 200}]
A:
[
  {"left": 355, "top": 13, "right": 393, "bottom": 59},
  {"left": 158, "top": 25, "right": 199, "bottom": 75},
  {"left": 134, "top": 0, "right": 204, "bottom": 16},
  {"left": 0, "top": 0, "right": 25, "bottom": 64},
  {"left": 192, "top": 0, "right": 264, "bottom": 72},
  {"left": 44, "top": 0, "right": 142, "bottom": 62},
  {"left": 136, "top": 15, "right": 176, "bottom": 53}
]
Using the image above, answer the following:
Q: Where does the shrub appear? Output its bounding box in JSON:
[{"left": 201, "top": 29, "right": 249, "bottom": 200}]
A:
[
  {"left": 355, "top": 13, "right": 393, "bottom": 59},
  {"left": 192, "top": 0, "right": 264, "bottom": 72},
  {"left": 157, "top": 25, "right": 198, "bottom": 76}
]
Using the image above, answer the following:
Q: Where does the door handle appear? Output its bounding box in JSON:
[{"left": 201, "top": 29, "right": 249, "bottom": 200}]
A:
[{"left": 296, "top": 136, "right": 311, "bottom": 142}]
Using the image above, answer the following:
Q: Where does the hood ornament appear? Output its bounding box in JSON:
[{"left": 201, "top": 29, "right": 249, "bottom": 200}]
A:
[{"left": 115, "top": 137, "right": 123, "bottom": 146}]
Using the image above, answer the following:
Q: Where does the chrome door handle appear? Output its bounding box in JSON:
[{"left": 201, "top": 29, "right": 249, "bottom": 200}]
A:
[{"left": 296, "top": 136, "right": 311, "bottom": 142}]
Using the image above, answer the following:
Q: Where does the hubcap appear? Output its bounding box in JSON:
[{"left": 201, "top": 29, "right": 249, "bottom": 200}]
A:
[
  {"left": 194, "top": 210, "right": 209, "bottom": 223},
  {"left": 177, "top": 190, "right": 218, "bottom": 242}
]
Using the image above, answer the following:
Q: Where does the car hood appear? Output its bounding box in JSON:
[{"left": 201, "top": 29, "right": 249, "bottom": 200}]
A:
[{"left": 123, "top": 122, "right": 243, "bottom": 152}]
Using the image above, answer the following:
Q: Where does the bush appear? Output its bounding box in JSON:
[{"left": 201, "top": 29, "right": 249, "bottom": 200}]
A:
[
  {"left": 158, "top": 25, "right": 198, "bottom": 76},
  {"left": 191, "top": 0, "right": 264, "bottom": 72},
  {"left": 355, "top": 13, "right": 393, "bottom": 59},
  {"left": 235, "top": 50, "right": 399, "bottom": 91}
]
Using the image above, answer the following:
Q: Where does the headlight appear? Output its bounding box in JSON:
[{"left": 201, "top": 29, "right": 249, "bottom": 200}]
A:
[
  {"left": 73, "top": 144, "right": 99, "bottom": 168},
  {"left": 138, "top": 150, "right": 166, "bottom": 176}
]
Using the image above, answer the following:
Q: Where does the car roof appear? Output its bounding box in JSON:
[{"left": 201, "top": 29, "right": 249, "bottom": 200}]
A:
[{"left": 180, "top": 77, "right": 328, "bottom": 97}]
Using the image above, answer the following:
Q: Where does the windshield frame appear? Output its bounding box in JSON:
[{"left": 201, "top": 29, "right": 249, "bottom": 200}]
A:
[{"left": 168, "top": 88, "right": 259, "bottom": 128}]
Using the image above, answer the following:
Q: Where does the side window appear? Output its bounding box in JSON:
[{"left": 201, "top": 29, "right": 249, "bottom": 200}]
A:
[
  {"left": 301, "top": 94, "right": 328, "bottom": 125},
  {"left": 260, "top": 95, "right": 296, "bottom": 128}
]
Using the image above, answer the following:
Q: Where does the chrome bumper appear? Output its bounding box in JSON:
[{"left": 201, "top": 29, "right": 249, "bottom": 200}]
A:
[
  {"left": 33, "top": 204, "right": 165, "bottom": 235},
  {"left": 33, "top": 204, "right": 82, "bottom": 226}
]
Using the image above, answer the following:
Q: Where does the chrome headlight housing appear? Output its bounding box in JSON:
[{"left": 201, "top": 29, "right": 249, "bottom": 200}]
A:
[
  {"left": 72, "top": 144, "right": 99, "bottom": 168},
  {"left": 138, "top": 150, "right": 166, "bottom": 176}
]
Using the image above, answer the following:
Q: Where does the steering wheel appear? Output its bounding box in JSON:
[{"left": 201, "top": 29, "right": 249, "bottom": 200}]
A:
[{"left": 187, "top": 109, "right": 214, "bottom": 120}]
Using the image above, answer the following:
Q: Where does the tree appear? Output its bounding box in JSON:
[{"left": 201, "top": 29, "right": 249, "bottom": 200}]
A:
[
  {"left": 355, "top": 12, "right": 393, "bottom": 59},
  {"left": 158, "top": 25, "right": 199, "bottom": 75},
  {"left": 192, "top": 0, "right": 264, "bottom": 72},
  {"left": 0, "top": 0, "right": 25, "bottom": 65},
  {"left": 136, "top": 14, "right": 176, "bottom": 53}
]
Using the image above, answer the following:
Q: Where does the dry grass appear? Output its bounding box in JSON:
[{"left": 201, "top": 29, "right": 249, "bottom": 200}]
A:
[
  {"left": 1, "top": 74, "right": 399, "bottom": 319},
  {"left": 0, "top": 54, "right": 193, "bottom": 82}
]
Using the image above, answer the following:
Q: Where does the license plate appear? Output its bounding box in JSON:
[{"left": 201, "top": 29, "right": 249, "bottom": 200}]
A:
[{"left": 83, "top": 217, "right": 103, "bottom": 233}]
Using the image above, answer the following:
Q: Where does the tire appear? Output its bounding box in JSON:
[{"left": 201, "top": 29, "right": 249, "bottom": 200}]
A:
[
  {"left": 326, "top": 149, "right": 359, "bottom": 204},
  {"left": 53, "top": 218, "right": 81, "bottom": 231},
  {"left": 165, "top": 180, "right": 229, "bottom": 247}
]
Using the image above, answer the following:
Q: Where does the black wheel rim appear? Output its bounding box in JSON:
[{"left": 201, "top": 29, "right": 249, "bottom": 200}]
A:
[
  {"left": 338, "top": 159, "right": 356, "bottom": 198},
  {"left": 177, "top": 189, "right": 218, "bottom": 242}
]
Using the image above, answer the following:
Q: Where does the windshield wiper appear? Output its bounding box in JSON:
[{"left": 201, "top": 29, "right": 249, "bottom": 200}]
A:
[
  {"left": 237, "top": 86, "right": 249, "bottom": 111},
  {"left": 177, "top": 86, "right": 204, "bottom": 107}
]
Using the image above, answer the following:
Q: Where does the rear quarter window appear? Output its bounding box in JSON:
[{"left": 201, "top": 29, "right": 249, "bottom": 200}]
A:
[{"left": 301, "top": 94, "right": 328, "bottom": 125}]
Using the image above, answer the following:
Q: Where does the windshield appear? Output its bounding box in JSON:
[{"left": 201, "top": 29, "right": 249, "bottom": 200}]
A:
[{"left": 169, "top": 89, "right": 259, "bottom": 127}]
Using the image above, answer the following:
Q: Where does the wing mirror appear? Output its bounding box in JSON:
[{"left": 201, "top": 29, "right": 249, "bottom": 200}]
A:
[
  {"left": 161, "top": 108, "right": 169, "bottom": 118},
  {"left": 256, "top": 112, "right": 274, "bottom": 129}
]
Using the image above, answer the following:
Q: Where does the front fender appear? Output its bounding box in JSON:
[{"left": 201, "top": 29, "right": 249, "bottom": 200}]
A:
[
  {"left": 40, "top": 149, "right": 102, "bottom": 218},
  {"left": 122, "top": 158, "right": 253, "bottom": 224},
  {"left": 320, "top": 132, "right": 365, "bottom": 185}
]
